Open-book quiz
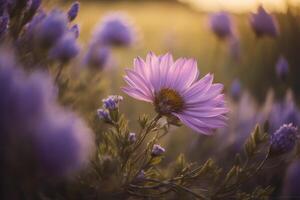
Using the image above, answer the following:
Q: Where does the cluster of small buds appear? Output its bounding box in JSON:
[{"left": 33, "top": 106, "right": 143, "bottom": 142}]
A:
[
  {"left": 128, "top": 132, "right": 137, "bottom": 143},
  {"left": 97, "top": 108, "right": 111, "bottom": 122},
  {"left": 270, "top": 123, "right": 299, "bottom": 156},
  {"left": 102, "top": 95, "right": 123, "bottom": 110},
  {"left": 151, "top": 144, "right": 165, "bottom": 156},
  {"left": 97, "top": 95, "right": 123, "bottom": 123}
]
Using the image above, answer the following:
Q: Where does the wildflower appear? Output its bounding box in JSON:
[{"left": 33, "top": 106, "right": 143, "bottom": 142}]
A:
[
  {"left": 102, "top": 95, "right": 123, "bottom": 110},
  {"left": 84, "top": 45, "right": 111, "bottom": 70},
  {"left": 34, "top": 10, "right": 68, "bottom": 48},
  {"left": 209, "top": 11, "right": 233, "bottom": 39},
  {"left": 151, "top": 144, "right": 165, "bottom": 156},
  {"left": 275, "top": 56, "right": 289, "bottom": 80},
  {"left": 97, "top": 108, "right": 111, "bottom": 122},
  {"left": 128, "top": 132, "right": 136, "bottom": 143},
  {"left": 122, "top": 52, "right": 228, "bottom": 135},
  {"left": 67, "top": 1, "right": 79, "bottom": 22},
  {"left": 230, "top": 79, "right": 242, "bottom": 101},
  {"left": 250, "top": 6, "right": 279, "bottom": 38},
  {"left": 93, "top": 13, "right": 135, "bottom": 47},
  {"left": 270, "top": 124, "right": 298, "bottom": 156},
  {"left": 282, "top": 159, "right": 300, "bottom": 198},
  {"left": 48, "top": 33, "right": 80, "bottom": 63}
]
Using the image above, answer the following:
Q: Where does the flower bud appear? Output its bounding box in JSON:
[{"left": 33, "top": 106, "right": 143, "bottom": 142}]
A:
[
  {"left": 270, "top": 123, "right": 298, "bottom": 156},
  {"left": 102, "top": 95, "right": 123, "bottom": 110},
  {"left": 151, "top": 144, "right": 165, "bottom": 156},
  {"left": 275, "top": 56, "right": 289, "bottom": 81},
  {"left": 97, "top": 109, "right": 111, "bottom": 122},
  {"left": 209, "top": 11, "right": 233, "bottom": 39},
  {"left": 128, "top": 132, "right": 136, "bottom": 143},
  {"left": 67, "top": 1, "right": 79, "bottom": 22}
]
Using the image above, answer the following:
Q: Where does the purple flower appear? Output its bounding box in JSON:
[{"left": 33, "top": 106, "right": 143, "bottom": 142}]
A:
[
  {"left": 282, "top": 159, "right": 300, "bottom": 198},
  {"left": 270, "top": 123, "right": 298, "bottom": 156},
  {"left": 250, "top": 6, "right": 279, "bottom": 38},
  {"left": 34, "top": 10, "right": 68, "bottom": 48},
  {"left": 67, "top": 1, "right": 79, "bottom": 22},
  {"left": 122, "top": 52, "right": 228, "bottom": 135},
  {"left": 84, "top": 45, "right": 111, "bottom": 70},
  {"left": 93, "top": 13, "right": 135, "bottom": 47},
  {"left": 209, "top": 11, "right": 233, "bottom": 39},
  {"left": 230, "top": 79, "right": 242, "bottom": 101},
  {"left": 70, "top": 24, "right": 80, "bottom": 39},
  {"left": 275, "top": 56, "right": 289, "bottom": 80},
  {"left": 49, "top": 33, "right": 80, "bottom": 63},
  {"left": 151, "top": 144, "right": 165, "bottom": 156},
  {"left": 97, "top": 108, "right": 111, "bottom": 122},
  {"left": 267, "top": 91, "right": 300, "bottom": 133},
  {"left": 102, "top": 95, "right": 123, "bottom": 110},
  {"left": 128, "top": 132, "right": 136, "bottom": 143}
]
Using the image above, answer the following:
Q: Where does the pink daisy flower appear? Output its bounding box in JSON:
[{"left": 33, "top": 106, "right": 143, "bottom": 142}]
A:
[{"left": 122, "top": 52, "right": 228, "bottom": 135}]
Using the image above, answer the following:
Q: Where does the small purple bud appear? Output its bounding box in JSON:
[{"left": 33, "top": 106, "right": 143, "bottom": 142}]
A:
[
  {"left": 275, "top": 56, "right": 289, "bottom": 81},
  {"left": 209, "top": 11, "right": 233, "bottom": 39},
  {"left": 48, "top": 33, "right": 80, "bottom": 63},
  {"left": 230, "top": 79, "right": 242, "bottom": 101},
  {"left": 97, "top": 109, "right": 111, "bottom": 122},
  {"left": 270, "top": 124, "right": 298, "bottom": 156},
  {"left": 128, "top": 132, "right": 136, "bottom": 143},
  {"left": 102, "top": 95, "right": 123, "bottom": 110},
  {"left": 70, "top": 24, "right": 80, "bottom": 39},
  {"left": 250, "top": 6, "right": 279, "bottom": 38},
  {"left": 67, "top": 1, "right": 79, "bottom": 22},
  {"left": 151, "top": 144, "right": 165, "bottom": 156}
]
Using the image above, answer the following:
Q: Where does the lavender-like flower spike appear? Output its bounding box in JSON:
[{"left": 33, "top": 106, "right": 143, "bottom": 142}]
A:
[
  {"left": 250, "top": 6, "right": 279, "bottom": 38},
  {"left": 94, "top": 13, "right": 136, "bottom": 47},
  {"left": 128, "top": 132, "right": 137, "bottom": 143},
  {"left": 34, "top": 10, "right": 68, "bottom": 48},
  {"left": 209, "top": 11, "right": 233, "bottom": 39},
  {"left": 270, "top": 124, "right": 298, "bottom": 156},
  {"left": 102, "top": 95, "right": 123, "bottom": 110},
  {"left": 151, "top": 144, "right": 165, "bottom": 156},
  {"left": 67, "top": 1, "right": 79, "bottom": 22},
  {"left": 48, "top": 33, "right": 80, "bottom": 63},
  {"left": 84, "top": 45, "right": 111, "bottom": 70},
  {"left": 275, "top": 56, "right": 289, "bottom": 80},
  {"left": 122, "top": 52, "right": 228, "bottom": 135}
]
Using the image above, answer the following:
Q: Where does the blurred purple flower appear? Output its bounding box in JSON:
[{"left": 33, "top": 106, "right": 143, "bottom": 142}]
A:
[
  {"left": 70, "top": 24, "right": 80, "bottom": 39},
  {"left": 49, "top": 33, "right": 80, "bottom": 63},
  {"left": 151, "top": 144, "right": 165, "bottom": 156},
  {"left": 282, "top": 159, "right": 300, "bottom": 198},
  {"left": 250, "top": 6, "right": 279, "bottom": 38},
  {"left": 267, "top": 91, "right": 300, "bottom": 133},
  {"left": 0, "top": 50, "right": 94, "bottom": 177},
  {"left": 34, "top": 10, "right": 68, "bottom": 48},
  {"left": 67, "top": 1, "right": 79, "bottom": 22},
  {"left": 209, "top": 11, "right": 233, "bottom": 39},
  {"left": 84, "top": 45, "right": 111, "bottom": 70},
  {"left": 102, "top": 95, "right": 123, "bottom": 110},
  {"left": 270, "top": 123, "right": 298, "bottom": 156},
  {"left": 230, "top": 79, "right": 242, "bottom": 101},
  {"left": 122, "top": 52, "right": 228, "bottom": 135},
  {"left": 275, "top": 56, "right": 289, "bottom": 80},
  {"left": 97, "top": 108, "right": 111, "bottom": 122},
  {"left": 93, "top": 13, "right": 136, "bottom": 47}
]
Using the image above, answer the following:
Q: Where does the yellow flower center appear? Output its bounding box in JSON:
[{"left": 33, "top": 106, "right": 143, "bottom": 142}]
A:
[{"left": 154, "top": 88, "right": 184, "bottom": 115}]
